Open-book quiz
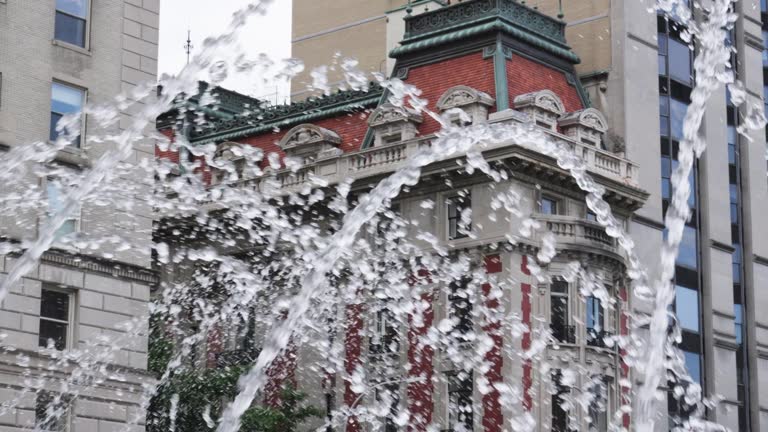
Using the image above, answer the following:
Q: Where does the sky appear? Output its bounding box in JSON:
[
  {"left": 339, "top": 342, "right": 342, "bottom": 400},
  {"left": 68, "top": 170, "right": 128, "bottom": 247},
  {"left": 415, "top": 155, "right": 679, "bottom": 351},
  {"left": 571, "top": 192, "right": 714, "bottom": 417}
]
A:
[{"left": 158, "top": 0, "right": 292, "bottom": 101}]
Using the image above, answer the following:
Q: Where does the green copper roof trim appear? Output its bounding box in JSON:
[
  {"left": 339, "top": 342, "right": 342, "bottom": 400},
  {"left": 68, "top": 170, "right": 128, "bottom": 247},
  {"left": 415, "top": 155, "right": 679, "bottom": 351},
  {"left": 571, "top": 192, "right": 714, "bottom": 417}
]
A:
[
  {"left": 403, "top": 0, "right": 566, "bottom": 44},
  {"left": 486, "top": 39, "right": 512, "bottom": 111},
  {"left": 390, "top": 19, "right": 580, "bottom": 64},
  {"left": 191, "top": 96, "right": 381, "bottom": 145}
]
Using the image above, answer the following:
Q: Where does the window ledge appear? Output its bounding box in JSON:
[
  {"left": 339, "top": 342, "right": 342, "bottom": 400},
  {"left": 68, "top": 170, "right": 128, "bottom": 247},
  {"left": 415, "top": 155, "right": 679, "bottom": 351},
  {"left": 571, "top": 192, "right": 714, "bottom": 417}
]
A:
[
  {"left": 52, "top": 39, "right": 92, "bottom": 56},
  {"left": 52, "top": 145, "right": 91, "bottom": 168}
]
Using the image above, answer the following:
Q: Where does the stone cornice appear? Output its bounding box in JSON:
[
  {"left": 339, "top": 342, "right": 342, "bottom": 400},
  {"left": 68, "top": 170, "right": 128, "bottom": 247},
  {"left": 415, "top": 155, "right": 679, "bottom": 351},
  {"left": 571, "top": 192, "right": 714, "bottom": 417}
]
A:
[{"left": 23, "top": 248, "right": 159, "bottom": 286}]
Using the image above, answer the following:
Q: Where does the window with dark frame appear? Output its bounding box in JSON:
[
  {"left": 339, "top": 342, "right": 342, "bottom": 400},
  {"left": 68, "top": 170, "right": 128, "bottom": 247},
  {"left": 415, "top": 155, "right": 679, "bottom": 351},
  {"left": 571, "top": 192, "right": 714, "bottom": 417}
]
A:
[
  {"left": 55, "top": 0, "right": 89, "bottom": 48},
  {"left": 50, "top": 82, "right": 85, "bottom": 147},
  {"left": 540, "top": 196, "right": 559, "bottom": 215},
  {"left": 448, "top": 278, "right": 473, "bottom": 338},
  {"left": 446, "top": 194, "right": 471, "bottom": 240},
  {"left": 551, "top": 370, "right": 570, "bottom": 432},
  {"left": 39, "top": 288, "right": 71, "bottom": 350},
  {"left": 374, "top": 382, "right": 400, "bottom": 432},
  {"left": 550, "top": 279, "right": 573, "bottom": 344},
  {"left": 587, "top": 377, "right": 609, "bottom": 432},
  {"left": 370, "top": 308, "right": 399, "bottom": 356},
  {"left": 586, "top": 294, "right": 605, "bottom": 347},
  {"left": 35, "top": 391, "right": 71, "bottom": 432},
  {"left": 447, "top": 370, "right": 473, "bottom": 431}
]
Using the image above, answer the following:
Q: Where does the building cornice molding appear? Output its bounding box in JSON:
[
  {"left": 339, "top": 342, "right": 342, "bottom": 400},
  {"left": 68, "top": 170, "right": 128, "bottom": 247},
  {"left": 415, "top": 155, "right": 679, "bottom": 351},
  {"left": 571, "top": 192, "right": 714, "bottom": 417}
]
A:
[
  {"left": 631, "top": 214, "right": 665, "bottom": 231},
  {"left": 711, "top": 239, "right": 736, "bottom": 254},
  {"left": 754, "top": 254, "right": 768, "bottom": 267},
  {"left": 21, "top": 248, "right": 159, "bottom": 286}
]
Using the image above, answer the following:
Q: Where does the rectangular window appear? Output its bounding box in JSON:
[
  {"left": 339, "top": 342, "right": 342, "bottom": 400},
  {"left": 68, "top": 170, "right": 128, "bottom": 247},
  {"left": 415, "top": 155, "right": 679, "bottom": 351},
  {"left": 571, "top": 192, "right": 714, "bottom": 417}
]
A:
[
  {"left": 370, "top": 308, "right": 399, "bottom": 355},
  {"left": 46, "top": 178, "right": 79, "bottom": 240},
  {"left": 540, "top": 196, "right": 559, "bottom": 215},
  {"left": 448, "top": 279, "right": 473, "bottom": 337},
  {"left": 586, "top": 296, "right": 604, "bottom": 347},
  {"left": 588, "top": 378, "right": 609, "bottom": 432},
  {"left": 550, "top": 280, "right": 573, "bottom": 343},
  {"left": 447, "top": 194, "right": 471, "bottom": 240},
  {"left": 55, "top": 0, "right": 88, "bottom": 48},
  {"left": 374, "top": 382, "right": 399, "bottom": 432},
  {"left": 675, "top": 285, "right": 699, "bottom": 333},
  {"left": 36, "top": 391, "right": 71, "bottom": 432},
  {"left": 39, "top": 287, "right": 72, "bottom": 350},
  {"left": 50, "top": 82, "right": 85, "bottom": 147},
  {"left": 447, "top": 371, "right": 473, "bottom": 431},
  {"left": 551, "top": 370, "right": 569, "bottom": 432}
]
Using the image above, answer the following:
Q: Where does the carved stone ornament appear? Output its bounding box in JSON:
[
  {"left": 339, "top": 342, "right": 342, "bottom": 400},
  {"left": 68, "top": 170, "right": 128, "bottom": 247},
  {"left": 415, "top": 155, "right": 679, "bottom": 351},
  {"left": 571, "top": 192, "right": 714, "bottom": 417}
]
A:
[
  {"left": 558, "top": 108, "right": 608, "bottom": 133},
  {"left": 280, "top": 124, "right": 341, "bottom": 151},
  {"left": 215, "top": 141, "right": 244, "bottom": 161},
  {"left": 368, "top": 103, "right": 423, "bottom": 128},
  {"left": 513, "top": 89, "right": 565, "bottom": 115},
  {"left": 436, "top": 85, "right": 495, "bottom": 111}
]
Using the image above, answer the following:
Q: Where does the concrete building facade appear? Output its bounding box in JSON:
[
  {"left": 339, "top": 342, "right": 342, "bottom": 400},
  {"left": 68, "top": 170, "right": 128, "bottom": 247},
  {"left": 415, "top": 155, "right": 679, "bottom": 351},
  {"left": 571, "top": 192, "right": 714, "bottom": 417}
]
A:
[
  {"left": 0, "top": 0, "right": 158, "bottom": 431},
  {"left": 275, "top": 0, "right": 768, "bottom": 431}
]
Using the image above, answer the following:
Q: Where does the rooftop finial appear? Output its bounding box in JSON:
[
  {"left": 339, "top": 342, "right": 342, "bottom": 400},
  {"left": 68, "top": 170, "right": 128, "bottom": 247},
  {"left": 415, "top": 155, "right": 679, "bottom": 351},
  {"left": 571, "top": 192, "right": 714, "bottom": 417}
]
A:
[
  {"left": 406, "top": 0, "right": 413, "bottom": 15},
  {"left": 184, "top": 29, "right": 194, "bottom": 64},
  {"left": 558, "top": 0, "right": 565, "bottom": 19}
]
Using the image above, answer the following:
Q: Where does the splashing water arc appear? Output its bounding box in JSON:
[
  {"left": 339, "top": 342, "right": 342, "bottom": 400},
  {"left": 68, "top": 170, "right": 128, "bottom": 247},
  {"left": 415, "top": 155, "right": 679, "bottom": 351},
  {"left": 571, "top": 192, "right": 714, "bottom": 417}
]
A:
[{"left": 0, "top": 0, "right": 760, "bottom": 432}]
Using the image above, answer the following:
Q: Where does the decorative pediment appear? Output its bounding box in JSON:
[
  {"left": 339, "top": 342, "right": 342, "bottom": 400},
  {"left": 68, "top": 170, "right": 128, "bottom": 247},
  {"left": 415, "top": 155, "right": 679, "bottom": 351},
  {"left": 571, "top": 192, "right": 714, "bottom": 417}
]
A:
[
  {"left": 368, "top": 104, "right": 423, "bottom": 147},
  {"left": 513, "top": 90, "right": 565, "bottom": 130},
  {"left": 280, "top": 124, "right": 341, "bottom": 151},
  {"left": 278, "top": 124, "right": 342, "bottom": 161},
  {"left": 212, "top": 141, "right": 247, "bottom": 184},
  {"left": 368, "top": 104, "right": 423, "bottom": 128},
  {"left": 215, "top": 141, "right": 245, "bottom": 161},
  {"left": 513, "top": 90, "right": 565, "bottom": 115},
  {"left": 437, "top": 86, "right": 495, "bottom": 125},
  {"left": 558, "top": 108, "right": 609, "bottom": 149},
  {"left": 437, "top": 86, "right": 495, "bottom": 111}
]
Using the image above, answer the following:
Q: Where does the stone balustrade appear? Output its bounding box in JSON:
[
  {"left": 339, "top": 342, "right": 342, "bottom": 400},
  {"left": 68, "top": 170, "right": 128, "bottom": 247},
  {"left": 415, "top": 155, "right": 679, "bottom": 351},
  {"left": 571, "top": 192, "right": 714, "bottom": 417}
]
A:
[
  {"left": 204, "top": 111, "right": 640, "bottom": 203},
  {"left": 534, "top": 214, "right": 617, "bottom": 254}
]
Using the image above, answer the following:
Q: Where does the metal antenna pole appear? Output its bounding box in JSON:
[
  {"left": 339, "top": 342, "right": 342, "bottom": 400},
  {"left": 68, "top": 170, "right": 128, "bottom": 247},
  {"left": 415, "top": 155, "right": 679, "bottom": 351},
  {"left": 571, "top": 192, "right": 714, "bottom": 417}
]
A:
[
  {"left": 558, "top": 0, "right": 564, "bottom": 19},
  {"left": 184, "top": 29, "right": 194, "bottom": 64}
]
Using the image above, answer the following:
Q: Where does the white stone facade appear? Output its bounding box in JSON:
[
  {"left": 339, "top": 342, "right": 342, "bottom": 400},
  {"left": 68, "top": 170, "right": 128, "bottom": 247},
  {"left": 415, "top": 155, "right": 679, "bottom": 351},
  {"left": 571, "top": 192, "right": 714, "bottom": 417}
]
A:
[{"left": 0, "top": 0, "right": 158, "bottom": 431}]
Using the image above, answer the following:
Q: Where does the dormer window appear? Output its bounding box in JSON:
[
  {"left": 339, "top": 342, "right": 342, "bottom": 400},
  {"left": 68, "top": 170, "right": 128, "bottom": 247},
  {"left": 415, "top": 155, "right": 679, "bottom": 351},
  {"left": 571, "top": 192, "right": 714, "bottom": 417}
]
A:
[
  {"left": 213, "top": 141, "right": 246, "bottom": 184},
  {"left": 368, "top": 103, "right": 423, "bottom": 147},
  {"left": 513, "top": 90, "right": 565, "bottom": 131},
  {"left": 436, "top": 85, "right": 495, "bottom": 126},
  {"left": 558, "top": 108, "right": 609, "bottom": 149},
  {"left": 278, "top": 123, "right": 342, "bottom": 163}
]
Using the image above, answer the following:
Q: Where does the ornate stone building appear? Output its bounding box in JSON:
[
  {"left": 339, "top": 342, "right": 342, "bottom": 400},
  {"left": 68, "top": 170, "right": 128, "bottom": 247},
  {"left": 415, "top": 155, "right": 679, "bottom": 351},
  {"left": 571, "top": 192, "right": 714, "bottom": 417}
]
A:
[{"left": 157, "top": 2, "right": 650, "bottom": 430}]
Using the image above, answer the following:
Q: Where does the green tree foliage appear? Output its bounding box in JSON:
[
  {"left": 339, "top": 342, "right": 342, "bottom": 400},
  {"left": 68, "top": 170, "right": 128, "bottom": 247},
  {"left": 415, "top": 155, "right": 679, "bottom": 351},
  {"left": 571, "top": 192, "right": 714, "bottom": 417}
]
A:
[{"left": 147, "top": 315, "right": 322, "bottom": 431}]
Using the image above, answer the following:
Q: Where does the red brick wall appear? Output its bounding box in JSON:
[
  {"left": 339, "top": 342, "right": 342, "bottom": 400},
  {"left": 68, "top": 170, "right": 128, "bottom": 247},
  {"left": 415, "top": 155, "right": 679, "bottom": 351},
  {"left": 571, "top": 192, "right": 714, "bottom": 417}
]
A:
[
  {"left": 482, "top": 255, "right": 503, "bottom": 432},
  {"left": 507, "top": 55, "right": 583, "bottom": 112},
  {"left": 404, "top": 53, "right": 497, "bottom": 136}
]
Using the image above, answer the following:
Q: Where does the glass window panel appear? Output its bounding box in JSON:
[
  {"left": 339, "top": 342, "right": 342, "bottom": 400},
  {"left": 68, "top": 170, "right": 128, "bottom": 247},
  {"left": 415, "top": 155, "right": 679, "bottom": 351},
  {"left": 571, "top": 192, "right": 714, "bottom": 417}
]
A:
[
  {"left": 56, "top": 0, "right": 88, "bottom": 18},
  {"left": 668, "top": 39, "right": 692, "bottom": 84},
  {"left": 660, "top": 116, "right": 669, "bottom": 137},
  {"left": 54, "top": 12, "right": 86, "bottom": 47},
  {"left": 39, "top": 320, "right": 68, "bottom": 350},
  {"left": 51, "top": 83, "right": 84, "bottom": 115},
  {"left": 540, "top": 197, "right": 558, "bottom": 215},
  {"left": 677, "top": 225, "right": 698, "bottom": 269},
  {"left": 675, "top": 286, "right": 699, "bottom": 332},
  {"left": 683, "top": 351, "right": 701, "bottom": 384},
  {"left": 662, "top": 178, "right": 671, "bottom": 199},
  {"left": 586, "top": 296, "right": 603, "bottom": 330},
  {"left": 41, "top": 290, "right": 70, "bottom": 321},
  {"left": 670, "top": 98, "right": 688, "bottom": 141},
  {"left": 659, "top": 54, "right": 667, "bottom": 76}
]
